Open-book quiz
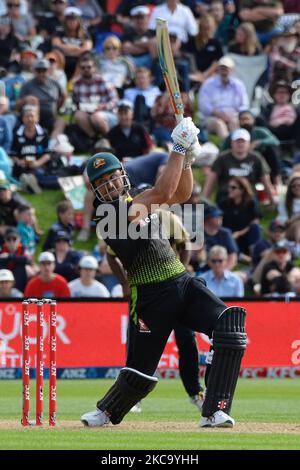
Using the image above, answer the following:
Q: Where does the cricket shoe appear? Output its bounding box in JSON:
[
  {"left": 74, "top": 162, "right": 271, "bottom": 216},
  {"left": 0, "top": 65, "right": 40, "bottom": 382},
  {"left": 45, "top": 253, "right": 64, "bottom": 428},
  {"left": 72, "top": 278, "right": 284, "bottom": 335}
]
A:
[
  {"left": 130, "top": 401, "right": 142, "bottom": 413},
  {"left": 189, "top": 390, "right": 205, "bottom": 412},
  {"left": 81, "top": 409, "right": 110, "bottom": 427},
  {"left": 200, "top": 410, "right": 235, "bottom": 428}
]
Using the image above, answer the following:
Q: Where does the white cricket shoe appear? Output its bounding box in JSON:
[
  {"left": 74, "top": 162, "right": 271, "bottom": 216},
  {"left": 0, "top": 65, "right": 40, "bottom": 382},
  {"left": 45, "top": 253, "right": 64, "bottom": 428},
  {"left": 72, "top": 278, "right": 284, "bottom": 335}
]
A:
[
  {"left": 189, "top": 390, "right": 205, "bottom": 412},
  {"left": 81, "top": 409, "right": 110, "bottom": 427},
  {"left": 130, "top": 401, "right": 142, "bottom": 413},
  {"left": 200, "top": 410, "right": 235, "bottom": 428}
]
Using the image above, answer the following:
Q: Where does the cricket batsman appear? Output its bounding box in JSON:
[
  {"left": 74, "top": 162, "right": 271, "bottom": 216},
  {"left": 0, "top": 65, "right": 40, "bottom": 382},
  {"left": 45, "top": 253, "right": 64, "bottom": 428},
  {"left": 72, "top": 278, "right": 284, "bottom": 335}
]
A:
[{"left": 81, "top": 117, "right": 247, "bottom": 428}]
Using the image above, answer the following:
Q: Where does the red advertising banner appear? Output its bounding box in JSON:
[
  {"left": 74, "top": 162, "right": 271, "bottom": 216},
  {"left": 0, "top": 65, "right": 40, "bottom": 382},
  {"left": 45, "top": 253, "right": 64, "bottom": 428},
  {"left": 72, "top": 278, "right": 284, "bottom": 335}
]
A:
[{"left": 0, "top": 300, "right": 300, "bottom": 370}]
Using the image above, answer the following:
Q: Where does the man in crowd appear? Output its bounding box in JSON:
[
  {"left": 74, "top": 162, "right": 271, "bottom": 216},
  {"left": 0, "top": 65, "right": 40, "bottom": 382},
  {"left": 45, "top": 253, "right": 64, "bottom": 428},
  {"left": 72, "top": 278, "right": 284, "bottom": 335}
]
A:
[
  {"left": 69, "top": 255, "right": 110, "bottom": 298},
  {"left": 122, "top": 6, "right": 153, "bottom": 69}
]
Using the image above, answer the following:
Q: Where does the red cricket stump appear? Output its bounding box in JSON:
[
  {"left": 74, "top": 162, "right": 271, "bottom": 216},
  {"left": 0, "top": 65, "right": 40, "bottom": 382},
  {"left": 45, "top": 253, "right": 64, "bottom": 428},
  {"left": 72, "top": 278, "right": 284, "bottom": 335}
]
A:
[
  {"left": 49, "top": 301, "right": 57, "bottom": 426},
  {"left": 36, "top": 301, "right": 44, "bottom": 426},
  {"left": 21, "top": 301, "right": 30, "bottom": 426}
]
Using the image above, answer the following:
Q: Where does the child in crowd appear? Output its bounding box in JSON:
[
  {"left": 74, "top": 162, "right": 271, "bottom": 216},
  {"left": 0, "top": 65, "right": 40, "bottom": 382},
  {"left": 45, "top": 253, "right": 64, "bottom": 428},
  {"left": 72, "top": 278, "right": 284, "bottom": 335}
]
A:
[{"left": 16, "top": 205, "right": 36, "bottom": 258}]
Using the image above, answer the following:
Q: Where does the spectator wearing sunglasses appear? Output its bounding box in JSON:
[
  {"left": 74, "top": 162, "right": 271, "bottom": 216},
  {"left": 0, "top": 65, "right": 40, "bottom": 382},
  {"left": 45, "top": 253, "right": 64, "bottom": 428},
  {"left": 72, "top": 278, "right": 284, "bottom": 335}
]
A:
[
  {"left": 0, "top": 0, "right": 36, "bottom": 43},
  {"left": 199, "top": 246, "right": 244, "bottom": 298},
  {"left": 38, "top": 0, "right": 67, "bottom": 39}
]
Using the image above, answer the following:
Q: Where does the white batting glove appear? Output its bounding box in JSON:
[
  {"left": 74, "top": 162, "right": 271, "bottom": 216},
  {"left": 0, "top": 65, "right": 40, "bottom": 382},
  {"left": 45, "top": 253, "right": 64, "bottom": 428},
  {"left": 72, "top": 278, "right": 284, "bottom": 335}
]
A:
[
  {"left": 171, "top": 117, "right": 200, "bottom": 155},
  {"left": 183, "top": 140, "right": 202, "bottom": 170}
]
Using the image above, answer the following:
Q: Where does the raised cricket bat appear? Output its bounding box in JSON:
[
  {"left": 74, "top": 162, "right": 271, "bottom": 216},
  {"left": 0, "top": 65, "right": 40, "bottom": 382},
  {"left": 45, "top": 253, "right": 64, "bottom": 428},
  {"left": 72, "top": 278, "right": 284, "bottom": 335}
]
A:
[{"left": 156, "top": 18, "right": 184, "bottom": 123}]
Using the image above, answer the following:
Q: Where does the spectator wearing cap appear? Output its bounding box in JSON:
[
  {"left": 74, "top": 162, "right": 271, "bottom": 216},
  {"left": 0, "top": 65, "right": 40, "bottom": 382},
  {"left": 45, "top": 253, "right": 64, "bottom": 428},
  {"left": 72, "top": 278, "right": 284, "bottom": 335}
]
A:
[
  {"left": 221, "top": 110, "right": 281, "bottom": 186},
  {"left": 252, "top": 219, "right": 287, "bottom": 270},
  {"left": 37, "top": 0, "right": 67, "bottom": 40},
  {"left": 16, "top": 58, "right": 66, "bottom": 138},
  {"left": 68, "top": 0, "right": 103, "bottom": 39},
  {"left": 95, "top": 36, "right": 135, "bottom": 90},
  {"left": 52, "top": 6, "right": 93, "bottom": 80},
  {"left": 260, "top": 241, "right": 297, "bottom": 295},
  {"left": 68, "top": 255, "right": 110, "bottom": 297},
  {"left": 53, "top": 230, "right": 83, "bottom": 281},
  {"left": 123, "top": 67, "right": 161, "bottom": 130},
  {"left": 259, "top": 81, "right": 300, "bottom": 151},
  {"left": 149, "top": 0, "right": 198, "bottom": 44},
  {"left": 107, "top": 100, "right": 153, "bottom": 160},
  {"left": 203, "top": 204, "right": 238, "bottom": 270},
  {"left": 24, "top": 251, "right": 70, "bottom": 298},
  {"left": 0, "top": 178, "right": 28, "bottom": 239},
  {"left": 188, "top": 13, "right": 223, "bottom": 85},
  {"left": 10, "top": 104, "right": 50, "bottom": 194},
  {"left": 0, "top": 268, "right": 22, "bottom": 297},
  {"left": 219, "top": 176, "right": 262, "bottom": 262},
  {"left": 199, "top": 56, "right": 249, "bottom": 139},
  {"left": 203, "top": 128, "right": 276, "bottom": 206},
  {"left": 199, "top": 246, "right": 244, "bottom": 297},
  {"left": 277, "top": 172, "right": 300, "bottom": 242},
  {"left": 0, "top": 227, "right": 34, "bottom": 291},
  {"left": 0, "top": 0, "right": 36, "bottom": 43},
  {"left": 122, "top": 6, "right": 153, "bottom": 69},
  {"left": 72, "top": 54, "right": 119, "bottom": 141},
  {"left": 43, "top": 200, "right": 74, "bottom": 251},
  {"left": 239, "top": 0, "right": 284, "bottom": 46}
]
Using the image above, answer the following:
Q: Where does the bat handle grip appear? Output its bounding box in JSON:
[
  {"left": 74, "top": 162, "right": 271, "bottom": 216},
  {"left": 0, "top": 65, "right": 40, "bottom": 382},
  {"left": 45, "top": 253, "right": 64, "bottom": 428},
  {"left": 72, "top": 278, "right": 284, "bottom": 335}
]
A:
[{"left": 175, "top": 114, "right": 184, "bottom": 123}]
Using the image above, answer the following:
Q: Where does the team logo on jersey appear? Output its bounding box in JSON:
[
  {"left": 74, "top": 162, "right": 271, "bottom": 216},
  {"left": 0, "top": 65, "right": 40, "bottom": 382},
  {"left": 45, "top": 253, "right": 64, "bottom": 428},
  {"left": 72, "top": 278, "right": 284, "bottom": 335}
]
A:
[
  {"left": 93, "top": 158, "right": 106, "bottom": 169},
  {"left": 138, "top": 319, "right": 151, "bottom": 333}
]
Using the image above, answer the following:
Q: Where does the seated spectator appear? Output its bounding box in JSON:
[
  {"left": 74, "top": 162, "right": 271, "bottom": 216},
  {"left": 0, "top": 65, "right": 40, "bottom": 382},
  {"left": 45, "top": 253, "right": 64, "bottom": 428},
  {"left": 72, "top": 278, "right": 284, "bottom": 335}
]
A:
[
  {"left": 95, "top": 36, "right": 135, "bottom": 90},
  {"left": 203, "top": 205, "right": 238, "bottom": 270},
  {"left": 107, "top": 100, "right": 153, "bottom": 160},
  {"left": 219, "top": 177, "right": 262, "bottom": 261},
  {"left": 24, "top": 251, "right": 70, "bottom": 298},
  {"left": 263, "top": 274, "right": 296, "bottom": 297},
  {"left": 260, "top": 81, "right": 300, "bottom": 151},
  {"left": 68, "top": 255, "right": 110, "bottom": 297},
  {"left": 199, "top": 245, "right": 244, "bottom": 297},
  {"left": 45, "top": 50, "right": 68, "bottom": 93},
  {"left": 0, "top": 147, "right": 13, "bottom": 182},
  {"left": 52, "top": 6, "right": 93, "bottom": 80},
  {"left": 0, "top": 95, "right": 17, "bottom": 143},
  {"left": 10, "top": 104, "right": 51, "bottom": 193},
  {"left": 54, "top": 230, "right": 82, "bottom": 281},
  {"left": 239, "top": 0, "right": 284, "bottom": 46},
  {"left": 198, "top": 56, "right": 249, "bottom": 139},
  {"left": 0, "top": 268, "right": 23, "bottom": 297},
  {"left": 266, "top": 28, "right": 299, "bottom": 84},
  {"left": 0, "top": 0, "right": 36, "bottom": 43},
  {"left": 0, "top": 13, "right": 21, "bottom": 69},
  {"left": 210, "top": 0, "right": 239, "bottom": 46},
  {"left": 0, "top": 178, "right": 28, "bottom": 242},
  {"left": 16, "top": 58, "right": 66, "bottom": 138},
  {"left": 188, "top": 13, "right": 223, "bottom": 84},
  {"left": 123, "top": 67, "right": 161, "bottom": 130},
  {"left": 16, "top": 204, "right": 36, "bottom": 258},
  {"left": 43, "top": 200, "right": 74, "bottom": 251},
  {"left": 228, "top": 22, "right": 262, "bottom": 56},
  {"left": 122, "top": 6, "right": 153, "bottom": 69},
  {"left": 278, "top": 172, "right": 300, "bottom": 242},
  {"left": 68, "top": 0, "right": 103, "bottom": 39},
  {"left": 203, "top": 128, "right": 276, "bottom": 206},
  {"left": 0, "top": 115, "right": 12, "bottom": 152},
  {"left": 252, "top": 219, "right": 287, "bottom": 269},
  {"left": 151, "top": 90, "right": 193, "bottom": 147},
  {"left": 37, "top": 0, "right": 67, "bottom": 41},
  {"left": 72, "top": 53, "right": 119, "bottom": 141},
  {"left": 221, "top": 110, "right": 281, "bottom": 186},
  {"left": 260, "top": 241, "right": 298, "bottom": 295},
  {"left": 0, "top": 227, "right": 33, "bottom": 291},
  {"left": 148, "top": 0, "right": 198, "bottom": 45}
]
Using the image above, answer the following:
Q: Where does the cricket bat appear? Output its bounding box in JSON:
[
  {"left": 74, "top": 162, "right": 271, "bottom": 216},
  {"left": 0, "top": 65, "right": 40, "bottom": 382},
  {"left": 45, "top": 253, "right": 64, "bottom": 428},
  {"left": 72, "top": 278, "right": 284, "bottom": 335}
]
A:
[{"left": 156, "top": 18, "right": 184, "bottom": 123}]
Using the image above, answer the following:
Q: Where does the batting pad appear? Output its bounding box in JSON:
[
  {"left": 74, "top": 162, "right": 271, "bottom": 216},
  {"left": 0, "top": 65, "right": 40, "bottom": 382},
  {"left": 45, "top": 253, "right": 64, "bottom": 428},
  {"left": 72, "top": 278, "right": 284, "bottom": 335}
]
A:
[
  {"left": 202, "top": 306, "right": 247, "bottom": 417},
  {"left": 97, "top": 368, "right": 158, "bottom": 424}
]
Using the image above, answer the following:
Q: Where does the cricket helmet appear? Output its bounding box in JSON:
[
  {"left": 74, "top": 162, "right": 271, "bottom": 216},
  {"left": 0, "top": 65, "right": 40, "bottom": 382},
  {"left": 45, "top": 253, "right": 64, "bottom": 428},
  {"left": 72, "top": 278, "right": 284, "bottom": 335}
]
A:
[{"left": 86, "top": 152, "right": 131, "bottom": 202}]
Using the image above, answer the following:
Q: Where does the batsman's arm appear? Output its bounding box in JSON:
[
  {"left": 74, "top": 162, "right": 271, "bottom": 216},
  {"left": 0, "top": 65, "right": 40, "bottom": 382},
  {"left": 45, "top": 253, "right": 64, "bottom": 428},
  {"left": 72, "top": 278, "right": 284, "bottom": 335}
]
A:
[{"left": 106, "top": 250, "right": 131, "bottom": 299}]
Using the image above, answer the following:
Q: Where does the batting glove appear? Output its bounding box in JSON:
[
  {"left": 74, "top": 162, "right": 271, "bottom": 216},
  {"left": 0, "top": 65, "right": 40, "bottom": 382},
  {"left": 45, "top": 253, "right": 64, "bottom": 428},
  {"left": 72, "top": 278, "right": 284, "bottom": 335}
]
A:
[
  {"left": 183, "top": 140, "right": 202, "bottom": 170},
  {"left": 171, "top": 117, "right": 200, "bottom": 155}
]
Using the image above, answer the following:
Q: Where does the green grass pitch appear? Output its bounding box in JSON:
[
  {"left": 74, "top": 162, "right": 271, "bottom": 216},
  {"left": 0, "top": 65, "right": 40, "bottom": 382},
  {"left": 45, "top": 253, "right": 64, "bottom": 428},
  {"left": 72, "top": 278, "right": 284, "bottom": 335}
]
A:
[{"left": 0, "top": 378, "right": 300, "bottom": 450}]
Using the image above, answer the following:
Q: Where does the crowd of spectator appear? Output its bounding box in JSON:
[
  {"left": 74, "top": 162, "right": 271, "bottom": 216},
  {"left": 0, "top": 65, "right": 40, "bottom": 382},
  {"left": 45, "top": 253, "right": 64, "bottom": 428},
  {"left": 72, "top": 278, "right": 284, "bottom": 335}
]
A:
[{"left": 1, "top": 0, "right": 300, "bottom": 299}]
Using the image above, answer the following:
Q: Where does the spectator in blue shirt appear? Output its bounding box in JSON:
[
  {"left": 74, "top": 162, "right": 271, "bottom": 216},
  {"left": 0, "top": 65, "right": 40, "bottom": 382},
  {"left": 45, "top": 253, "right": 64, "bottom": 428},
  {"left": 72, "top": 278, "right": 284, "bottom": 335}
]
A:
[
  {"left": 204, "top": 204, "right": 238, "bottom": 270},
  {"left": 199, "top": 245, "right": 244, "bottom": 297},
  {"left": 0, "top": 115, "right": 11, "bottom": 151}
]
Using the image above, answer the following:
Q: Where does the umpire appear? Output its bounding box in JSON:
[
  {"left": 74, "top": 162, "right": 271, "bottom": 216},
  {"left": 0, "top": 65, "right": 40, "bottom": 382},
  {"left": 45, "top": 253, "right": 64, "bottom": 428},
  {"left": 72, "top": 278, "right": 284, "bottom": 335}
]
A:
[{"left": 81, "top": 117, "right": 247, "bottom": 428}]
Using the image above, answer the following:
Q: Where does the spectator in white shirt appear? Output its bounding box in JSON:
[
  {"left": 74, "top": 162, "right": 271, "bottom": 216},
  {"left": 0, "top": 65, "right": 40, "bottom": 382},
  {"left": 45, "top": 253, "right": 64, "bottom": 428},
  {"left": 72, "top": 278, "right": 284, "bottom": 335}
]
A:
[
  {"left": 68, "top": 255, "right": 110, "bottom": 298},
  {"left": 200, "top": 246, "right": 244, "bottom": 297},
  {"left": 199, "top": 56, "right": 249, "bottom": 139},
  {"left": 149, "top": 0, "right": 198, "bottom": 44}
]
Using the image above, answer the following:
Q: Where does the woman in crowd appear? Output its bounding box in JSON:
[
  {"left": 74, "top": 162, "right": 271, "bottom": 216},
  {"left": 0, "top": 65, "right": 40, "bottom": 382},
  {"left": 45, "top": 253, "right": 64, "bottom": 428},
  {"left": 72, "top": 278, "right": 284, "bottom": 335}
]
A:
[
  {"left": 45, "top": 49, "right": 68, "bottom": 93},
  {"left": 95, "top": 36, "right": 135, "bottom": 91},
  {"left": 52, "top": 7, "right": 92, "bottom": 80},
  {"left": 68, "top": 0, "right": 103, "bottom": 39},
  {"left": 228, "top": 22, "right": 261, "bottom": 56},
  {"left": 219, "top": 176, "right": 262, "bottom": 261},
  {"left": 278, "top": 172, "right": 300, "bottom": 242}
]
